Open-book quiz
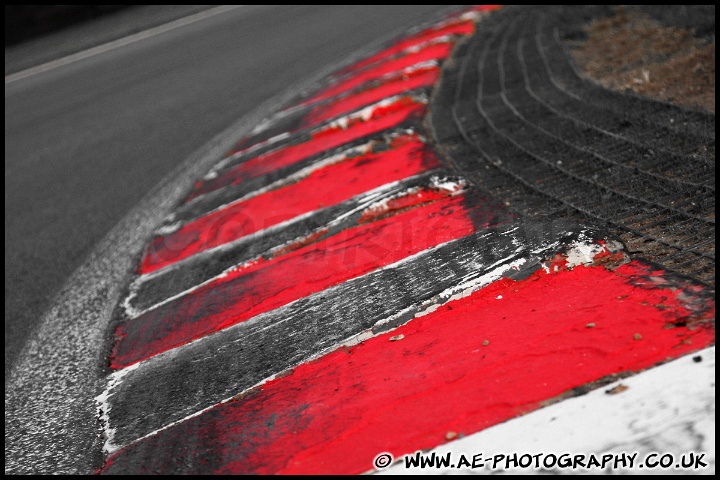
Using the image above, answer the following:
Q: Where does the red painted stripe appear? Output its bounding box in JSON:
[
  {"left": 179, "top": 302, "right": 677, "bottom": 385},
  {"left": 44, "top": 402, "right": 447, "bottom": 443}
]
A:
[
  {"left": 336, "top": 18, "right": 476, "bottom": 77},
  {"left": 224, "top": 8, "right": 501, "bottom": 170},
  {"left": 301, "top": 65, "right": 439, "bottom": 128},
  {"left": 302, "top": 41, "right": 454, "bottom": 106},
  {"left": 103, "top": 259, "right": 714, "bottom": 474},
  {"left": 470, "top": 4, "right": 502, "bottom": 12},
  {"left": 139, "top": 135, "right": 440, "bottom": 274},
  {"left": 188, "top": 96, "right": 426, "bottom": 201},
  {"left": 112, "top": 190, "right": 489, "bottom": 369}
]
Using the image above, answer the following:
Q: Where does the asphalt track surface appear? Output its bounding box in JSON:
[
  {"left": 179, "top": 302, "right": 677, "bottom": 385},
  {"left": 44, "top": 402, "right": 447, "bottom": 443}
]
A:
[
  {"left": 6, "top": 5, "right": 714, "bottom": 475},
  {"left": 5, "top": 5, "right": 454, "bottom": 382}
]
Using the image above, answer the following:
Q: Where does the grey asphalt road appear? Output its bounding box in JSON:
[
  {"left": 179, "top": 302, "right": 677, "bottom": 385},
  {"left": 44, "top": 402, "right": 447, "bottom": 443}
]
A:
[{"left": 4, "top": 5, "right": 453, "bottom": 382}]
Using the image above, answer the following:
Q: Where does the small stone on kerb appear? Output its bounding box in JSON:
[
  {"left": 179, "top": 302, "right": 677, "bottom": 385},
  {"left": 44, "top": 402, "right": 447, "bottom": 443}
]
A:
[{"left": 605, "top": 384, "right": 629, "bottom": 395}]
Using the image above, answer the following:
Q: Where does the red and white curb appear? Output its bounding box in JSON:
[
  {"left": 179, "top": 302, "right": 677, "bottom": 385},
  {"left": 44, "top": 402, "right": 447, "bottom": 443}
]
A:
[
  {"left": 381, "top": 346, "right": 715, "bottom": 474},
  {"left": 96, "top": 5, "right": 714, "bottom": 475}
]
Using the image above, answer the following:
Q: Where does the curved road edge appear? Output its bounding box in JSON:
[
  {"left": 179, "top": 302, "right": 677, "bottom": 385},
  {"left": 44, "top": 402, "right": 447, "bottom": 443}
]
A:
[{"left": 3, "top": 6, "right": 462, "bottom": 473}]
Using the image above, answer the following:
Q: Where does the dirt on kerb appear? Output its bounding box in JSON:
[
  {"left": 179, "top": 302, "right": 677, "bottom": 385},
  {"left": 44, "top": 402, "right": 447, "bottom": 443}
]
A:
[
  {"left": 568, "top": 6, "right": 715, "bottom": 113},
  {"left": 563, "top": 6, "right": 715, "bottom": 285}
]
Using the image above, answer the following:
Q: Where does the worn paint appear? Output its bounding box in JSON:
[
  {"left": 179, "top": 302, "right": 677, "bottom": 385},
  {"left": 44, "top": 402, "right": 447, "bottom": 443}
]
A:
[
  {"left": 358, "top": 176, "right": 466, "bottom": 226},
  {"left": 98, "top": 6, "right": 714, "bottom": 476},
  {"left": 174, "top": 131, "right": 421, "bottom": 229},
  {"left": 101, "top": 221, "right": 576, "bottom": 451},
  {"left": 187, "top": 95, "right": 426, "bottom": 200},
  {"left": 301, "top": 41, "right": 453, "bottom": 106},
  {"left": 101, "top": 258, "right": 714, "bottom": 474},
  {"left": 217, "top": 131, "right": 292, "bottom": 174},
  {"left": 99, "top": 227, "right": 620, "bottom": 450},
  {"left": 139, "top": 134, "right": 440, "bottom": 273},
  {"left": 301, "top": 65, "right": 439, "bottom": 127},
  {"left": 112, "top": 189, "right": 482, "bottom": 369},
  {"left": 335, "top": 17, "right": 477, "bottom": 77},
  {"left": 170, "top": 144, "right": 375, "bottom": 233},
  {"left": 358, "top": 185, "right": 455, "bottom": 224},
  {"left": 123, "top": 172, "right": 452, "bottom": 317}
]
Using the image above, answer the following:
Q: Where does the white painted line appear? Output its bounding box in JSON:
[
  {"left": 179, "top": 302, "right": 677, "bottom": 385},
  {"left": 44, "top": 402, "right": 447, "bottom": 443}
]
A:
[
  {"left": 380, "top": 347, "right": 716, "bottom": 474},
  {"left": 96, "top": 363, "right": 141, "bottom": 454},
  {"left": 5, "top": 5, "right": 246, "bottom": 85}
]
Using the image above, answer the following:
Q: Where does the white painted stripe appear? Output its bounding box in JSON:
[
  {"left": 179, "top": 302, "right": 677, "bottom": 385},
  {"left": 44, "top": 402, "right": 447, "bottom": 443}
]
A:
[
  {"left": 380, "top": 347, "right": 716, "bottom": 474},
  {"left": 5, "top": 5, "right": 246, "bottom": 85},
  {"left": 96, "top": 363, "right": 141, "bottom": 454}
]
